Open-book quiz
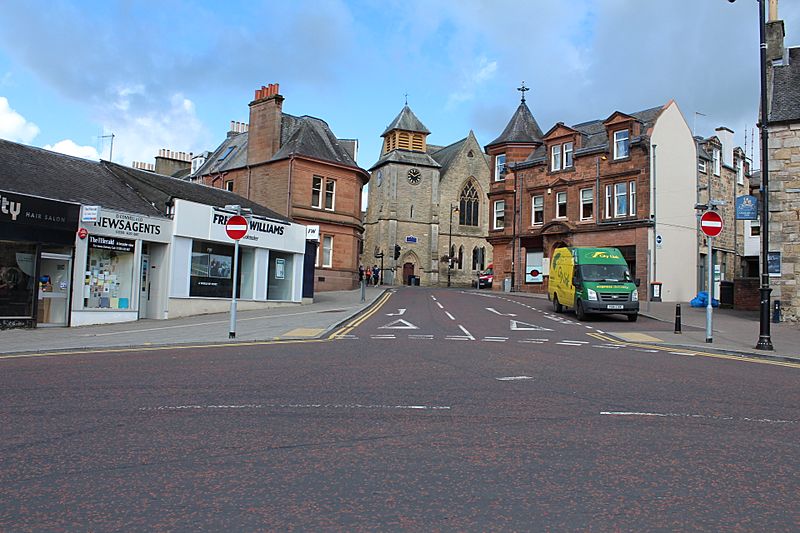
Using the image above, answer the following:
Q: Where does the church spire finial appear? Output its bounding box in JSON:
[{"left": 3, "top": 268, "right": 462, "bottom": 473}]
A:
[
  {"left": 404, "top": 92, "right": 408, "bottom": 106},
  {"left": 517, "top": 81, "right": 529, "bottom": 103}
]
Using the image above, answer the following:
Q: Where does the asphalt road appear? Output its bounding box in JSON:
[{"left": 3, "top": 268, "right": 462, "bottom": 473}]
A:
[{"left": 1, "top": 287, "right": 798, "bottom": 531}]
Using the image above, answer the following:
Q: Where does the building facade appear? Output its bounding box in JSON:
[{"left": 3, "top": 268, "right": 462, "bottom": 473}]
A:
[
  {"left": 362, "top": 105, "right": 492, "bottom": 286},
  {"left": 194, "top": 83, "right": 370, "bottom": 292},
  {"left": 486, "top": 96, "right": 697, "bottom": 302}
]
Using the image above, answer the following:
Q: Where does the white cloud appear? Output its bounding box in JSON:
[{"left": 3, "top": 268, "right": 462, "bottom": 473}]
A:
[
  {"left": 43, "top": 139, "right": 100, "bottom": 160},
  {"left": 0, "top": 96, "right": 39, "bottom": 142},
  {"left": 446, "top": 56, "right": 498, "bottom": 108}
]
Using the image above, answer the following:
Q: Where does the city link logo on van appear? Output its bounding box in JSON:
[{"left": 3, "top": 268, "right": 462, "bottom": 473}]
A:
[
  {"left": 212, "top": 213, "right": 285, "bottom": 235},
  {"left": 592, "top": 251, "right": 621, "bottom": 259}
]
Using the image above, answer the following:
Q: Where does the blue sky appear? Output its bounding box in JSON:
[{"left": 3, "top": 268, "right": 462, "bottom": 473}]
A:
[{"left": 1, "top": 0, "right": 799, "bottom": 175}]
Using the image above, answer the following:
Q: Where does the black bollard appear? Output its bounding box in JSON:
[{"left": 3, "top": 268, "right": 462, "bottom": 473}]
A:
[{"left": 674, "top": 303, "right": 682, "bottom": 334}]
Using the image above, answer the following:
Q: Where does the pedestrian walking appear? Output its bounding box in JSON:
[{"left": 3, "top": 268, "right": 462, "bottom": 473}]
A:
[
  {"left": 372, "top": 265, "right": 380, "bottom": 286},
  {"left": 358, "top": 264, "right": 366, "bottom": 284}
]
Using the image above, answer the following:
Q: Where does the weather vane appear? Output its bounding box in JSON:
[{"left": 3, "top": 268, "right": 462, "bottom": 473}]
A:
[
  {"left": 404, "top": 92, "right": 408, "bottom": 106},
  {"left": 517, "top": 82, "right": 529, "bottom": 103}
]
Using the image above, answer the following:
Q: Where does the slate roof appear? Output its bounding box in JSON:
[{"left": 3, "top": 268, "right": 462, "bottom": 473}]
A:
[
  {"left": 194, "top": 113, "right": 364, "bottom": 177},
  {"left": 368, "top": 149, "right": 441, "bottom": 172},
  {"left": 381, "top": 105, "right": 430, "bottom": 136},
  {"left": 430, "top": 138, "right": 467, "bottom": 174},
  {"left": 0, "top": 138, "right": 288, "bottom": 222},
  {"left": 486, "top": 101, "right": 545, "bottom": 149},
  {"left": 521, "top": 105, "right": 664, "bottom": 165},
  {"left": 769, "top": 46, "right": 800, "bottom": 124}
]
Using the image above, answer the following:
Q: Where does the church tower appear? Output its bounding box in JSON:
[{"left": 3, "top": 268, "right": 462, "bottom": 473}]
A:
[{"left": 364, "top": 104, "right": 492, "bottom": 287}]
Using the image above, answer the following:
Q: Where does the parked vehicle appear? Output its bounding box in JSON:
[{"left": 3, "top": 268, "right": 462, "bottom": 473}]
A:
[
  {"left": 477, "top": 263, "right": 493, "bottom": 288},
  {"left": 548, "top": 247, "right": 639, "bottom": 321}
]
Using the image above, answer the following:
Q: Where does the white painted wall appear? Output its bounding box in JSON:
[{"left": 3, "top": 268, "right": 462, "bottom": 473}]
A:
[{"left": 650, "top": 101, "right": 698, "bottom": 302}]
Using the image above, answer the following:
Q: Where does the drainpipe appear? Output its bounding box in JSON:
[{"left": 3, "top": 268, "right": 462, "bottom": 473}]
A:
[{"left": 287, "top": 155, "right": 295, "bottom": 217}]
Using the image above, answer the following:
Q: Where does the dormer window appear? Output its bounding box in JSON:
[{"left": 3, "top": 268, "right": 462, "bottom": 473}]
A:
[
  {"left": 613, "top": 130, "right": 629, "bottom": 160},
  {"left": 713, "top": 148, "right": 720, "bottom": 176},
  {"left": 736, "top": 158, "right": 744, "bottom": 185},
  {"left": 699, "top": 159, "right": 707, "bottom": 173},
  {"left": 550, "top": 142, "right": 574, "bottom": 172}
]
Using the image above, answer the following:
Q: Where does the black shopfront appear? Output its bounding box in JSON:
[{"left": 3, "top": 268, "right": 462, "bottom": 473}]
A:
[{"left": 0, "top": 190, "right": 80, "bottom": 328}]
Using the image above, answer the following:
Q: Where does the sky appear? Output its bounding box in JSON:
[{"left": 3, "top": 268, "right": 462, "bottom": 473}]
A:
[{"left": 1, "top": 0, "right": 799, "bottom": 179}]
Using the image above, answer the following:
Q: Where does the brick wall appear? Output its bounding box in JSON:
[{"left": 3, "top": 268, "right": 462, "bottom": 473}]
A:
[{"left": 734, "top": 278, "right": 760, "bottom": 311}]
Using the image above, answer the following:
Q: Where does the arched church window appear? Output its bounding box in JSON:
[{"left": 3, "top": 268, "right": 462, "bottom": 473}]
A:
[
  {"left": 459, "top": 180, "right": 480, "bottom": 226},
  {"left": 458, "top": 245, "right": 464, "bottom": 270}
]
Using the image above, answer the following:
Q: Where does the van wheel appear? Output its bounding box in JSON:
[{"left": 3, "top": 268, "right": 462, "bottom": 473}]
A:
[
  {"left": 553, "top": 295, "right": 563, "bottom": 313},
  {"left": 627, "top": 313, "right": 638, "bottom": 322},
  {"left": 575, "top": 300, "right": 586, "bottom": 321}
]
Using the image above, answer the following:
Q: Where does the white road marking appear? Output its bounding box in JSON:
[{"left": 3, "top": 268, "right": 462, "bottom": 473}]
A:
[
  {"left": 592, "top": 345, "right": 621, "bottom": 349},
  {"left": 431, "top": 296, "right": 437, "bottom": 301},
  {"left": 486, "top": 307, "right": 517, "bottom": 317},
  {"left": 408, "top": 334, "right": 434, "bottom": 339},
  {"left": 596, "top": 330, "right": 605, "bottom": 334},
  {"left": 379, "top": 319, "right": 419, "bottom": 330},
  {"left": 670, "top": 351, "right": 696, "bottom": 356},
  {"left": 446, "top": 336, "right": 472, "bottom": 341},
  {"left": 600, "top": 411, "right": 797, "bottom": 424},
  {"left": 371, "top": 335, "right": 396, "bottom": 339},
  {"left": 141, "top": 403, "right": 452, "bottom": 412},
  {"left": 482, "top": 337, "right": 508, "bottom": 342},
  {"left": 458, "top": 325, "right": 475, "bottom": 340},
  {"left": 496, "top": 376, "right": 534, "bottom": 381},
  {"left": 340, "top": 335, "right": 358, "bottom": 340},
  {"left": 386, "top": 308, "right": 406, "bottom": 316},
  {"left": 445, "top": 311, "right": 456, "bottom": 320},
  {"left": 565, "top": 340, "right": 589, "bottom": 344},
  {"left": 557, "top": 342, "right": 585, "bottom": 346},
  {"left": 634, "top": 349, "right": 659, "bottom": 353},
  {"left": 510, "top": 320, "right": 552, "bottom": 331},
  {"left": 435, "top": 302, "right": 444, "bottom": 309}
]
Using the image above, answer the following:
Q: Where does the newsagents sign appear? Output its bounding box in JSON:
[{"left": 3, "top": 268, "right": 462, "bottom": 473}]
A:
[{"left": 85, "top": 208, "right": 172, "bottom": 243}]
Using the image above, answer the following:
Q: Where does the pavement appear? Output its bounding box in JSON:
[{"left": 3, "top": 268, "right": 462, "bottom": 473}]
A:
[{"left": 1, "top": 285, "right": 798, "bottom": 363}]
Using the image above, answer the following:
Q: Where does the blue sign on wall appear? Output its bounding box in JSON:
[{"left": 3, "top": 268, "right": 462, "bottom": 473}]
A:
[
  {"left": 735, "top": 195, "right": 758, "bottom": 220},
  {"left": 405, "top": 235, "right": 418, "bottom": 244}
]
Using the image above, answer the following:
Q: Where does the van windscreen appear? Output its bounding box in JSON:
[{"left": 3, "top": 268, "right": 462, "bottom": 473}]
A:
[{"left": 579, "top": 264, "right": 631, "bottom": 282}]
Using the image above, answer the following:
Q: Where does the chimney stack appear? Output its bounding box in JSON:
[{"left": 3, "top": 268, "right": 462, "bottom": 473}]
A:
[
  {"left": 248, "top": 82, "right": 284, "bottom": 165},
  {"left": 715, "top": 126, "right": 735, "bottom": 168},
  {"left": 766, "top": 0, "right": 785, "bottom": 63}
]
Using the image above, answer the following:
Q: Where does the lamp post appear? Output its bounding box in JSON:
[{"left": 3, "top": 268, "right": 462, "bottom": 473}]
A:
[{"left": 447, "top": 203, "right": 459, "bottom": 287}]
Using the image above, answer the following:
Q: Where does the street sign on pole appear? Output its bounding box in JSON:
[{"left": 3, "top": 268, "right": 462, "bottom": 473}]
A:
[
  {"left": 700, "top": 210, "right": 723, "bottom": 237},
  {"left": 224, "top": 210, "right": 248, "bottom": 338}
]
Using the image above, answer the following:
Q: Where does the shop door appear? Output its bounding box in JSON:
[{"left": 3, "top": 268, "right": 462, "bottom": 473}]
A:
[
  {"left": 139, "top": 254, "right": 150, "bottom": 319},
  {"left": 37, "top": 253, "right": 71, "bottom": 327}
]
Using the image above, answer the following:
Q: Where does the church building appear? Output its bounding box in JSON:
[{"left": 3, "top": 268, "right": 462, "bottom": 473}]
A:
[{"left": 363, "top": 105, "right": 492, "bottom": 286}]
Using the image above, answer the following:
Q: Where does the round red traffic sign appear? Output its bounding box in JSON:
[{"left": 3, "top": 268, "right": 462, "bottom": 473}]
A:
[
  {"left": 700, "top": 210, "right": 723, "bottom": 237},
  {"left": 530, "top": 269, "right": 540, "bottom": 278},
  {"left": 77, "top": 227, "right": 88, "bottom": 240},
  {"left": 225, "top": 215, "right": 248, "bottom": 240}
]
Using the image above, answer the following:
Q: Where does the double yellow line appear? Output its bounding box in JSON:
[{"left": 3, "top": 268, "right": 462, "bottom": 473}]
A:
[
  {"left": 328, "top": 290, "right": 394, "bottom": 339},
  {"left": 587, "top": 332, "right": 800, "bottom": 369}
]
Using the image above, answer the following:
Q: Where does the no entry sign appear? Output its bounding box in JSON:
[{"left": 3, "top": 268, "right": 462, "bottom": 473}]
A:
[
  {"left": 225, "top": 215, "right": 248, "bottom": 240},
  {"left": 700, "top": 210, "right": 723, "bottom": 237}
]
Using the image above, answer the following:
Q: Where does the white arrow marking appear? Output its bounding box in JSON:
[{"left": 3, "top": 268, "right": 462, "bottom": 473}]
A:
[
  {"left": 486, "top": 307, "right": 517, "bottom": 317},
  {"left": 386, "top": 308, "right": 406, "bottom": 316},
  {"left": 379, "top": 319, "right": 419, "bottom": 330},
  {"left": 510, "top": 320, "right": 553, "bottom": 331}
]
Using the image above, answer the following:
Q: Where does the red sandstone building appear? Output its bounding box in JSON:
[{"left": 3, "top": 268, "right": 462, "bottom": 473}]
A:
[
  {"left": 193, "top": 84, "right": 370, "bottom": 291},
  {"left": 486, "top": 94, "right": 698, "bottom": 302}
]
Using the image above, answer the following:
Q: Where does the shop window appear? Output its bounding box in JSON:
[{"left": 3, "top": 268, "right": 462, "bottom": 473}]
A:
[
  {"left": 268, "top": 252, "right": 294, "bottom": 301},
  {"left": 189, "top": 240, "right": 242, "bottom": 298},
  {"left": 84, "top": 236, "right": 135, "bottom": 309},
  {"left": 525, "top": 250, "right": 544, "bottom": 283},
  {"left": 0, "top": 242, "right": 36, "bottom": 318}
]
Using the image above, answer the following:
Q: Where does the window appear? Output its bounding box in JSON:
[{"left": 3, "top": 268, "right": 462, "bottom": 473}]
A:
[
  {"left": 85, "top": 236, "right": 135, "bottom": 308},
  {"left": 613, "top": 130, "right": 630, "bottom": 159},
  {"left": 321, "top": 235, "right": 333, "bottom": 267},
  {"left": 225, "top": 180, "right": 234, "bottom": 192},
  {"left": 551, "top": 144, "right": 562, "bottom": 171},
  {"left": 495, "top": 154, "right": 506, "bottom": 181},
  {"left": 493, "top": 200, "right": 505, "bottom": 229},
  {"left": 750, "top": 221, "right": 760, "bottom": 236},
  {"left": 736, "top": 159, "right": 744, "bottom": 185},
  {"left": 629, "top": 181, "right": 636, "bottom": 216},
  {"left": 563, "top": 142, "right": 574, "bottom": 168},
  {"left": 0, "top": 243, "right": 36, "bottom": 318},
  {"left": 698, "top": 159, "right": 707, "bottom": 173},
  {"left": 605, "top": 185, "right": 612, "bottom": 219},
  {"left": 713, "top": 148, "right": 720, "bottom": 176},
  {"left": 312, "top": 176, "right": 323, "bottom": 208},
  {"left": 218, "top": 146, "right": 236, "bottom": 161},
  {"left": 532, "top": 195, "right": 544, "bottom": 225},
  {"left": 190, "top": 240, "right": 240, "bottom": 298},
  {"left": 556, "top": 191, "right": 567, "bottom": 218},
  {"left": 459, "top": 180, "right": 480, "bottom": 226},
  {"left": 324, "top": 179, "right": 335, "bottom": 210},
  {"left": 472, "top": 247, "right": 486, "bottom": 270},
  {"left": 615, "top": 182, "right": 628, "bottom": 216},
  {"left": 580, "top": 188, "right": 594, "bottom": 220},
  {"left": 458, "top": 245, "right": 464, "bottom": 270}
]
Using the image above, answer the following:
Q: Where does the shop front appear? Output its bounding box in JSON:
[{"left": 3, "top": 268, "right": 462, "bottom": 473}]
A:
[
  {"left": 168, "top": 199, "right": 306, "bottom": 318},
  {"left": 70, "top": 207, "right": 172, "bottom": 326},
  {"left": 0, "top": 190, "right": 80, "bottom": 328}
]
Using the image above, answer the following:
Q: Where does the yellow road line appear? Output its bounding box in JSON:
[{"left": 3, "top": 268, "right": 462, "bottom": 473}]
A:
[
  {"left": 329, "top": 291, "right": 394, "bottom": 339},
  {"left": 587, "top": 332, "right": 800, "bottom": 369},
  {"left": 0, "top": 338, "right": 329, "bottom": 361}
]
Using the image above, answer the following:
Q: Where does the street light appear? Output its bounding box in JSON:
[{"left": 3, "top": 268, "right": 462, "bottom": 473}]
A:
[
  {"left": 729, "top": 0, "right": 773, "bottom": 350},
  {"left": 447, "top": 203, "right": 459, "bottom": 287}
]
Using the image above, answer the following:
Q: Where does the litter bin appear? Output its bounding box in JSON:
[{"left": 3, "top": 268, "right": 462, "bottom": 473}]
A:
[
  {"left": 650, "top": 281, "right": 662, "bottom": 302},
  {"left": 719, "top": 280, "right": 734, "bottom": 308},
  {"left": 503, "top": 278, "right": 511, "bottom": 292},
  {"left": 412, "top": 276, "right": 420, "bottom": 286}
]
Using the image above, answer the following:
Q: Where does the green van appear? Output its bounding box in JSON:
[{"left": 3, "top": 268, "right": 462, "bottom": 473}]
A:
[{"left": 548, "top": 247, "right": 639, "bottom": 322}]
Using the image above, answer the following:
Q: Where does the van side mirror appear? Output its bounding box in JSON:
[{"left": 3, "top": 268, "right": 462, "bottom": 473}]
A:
[{"left": 635, "top": 278, "right": 641, "bottom": 287}]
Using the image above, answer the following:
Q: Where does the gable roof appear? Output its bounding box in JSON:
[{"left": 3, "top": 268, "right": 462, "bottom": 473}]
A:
[
  {"left": 381, "top": 105, "right": 430, "bottom": 136},
  {"left": 430, "top": 137, "right": 467, "bottom": 173},
  {"left": 485, "top": 101, "right": 544, "bottom": 149},
  {"left": 769, "top": 46, "right": 800, "bottom": 124}
]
